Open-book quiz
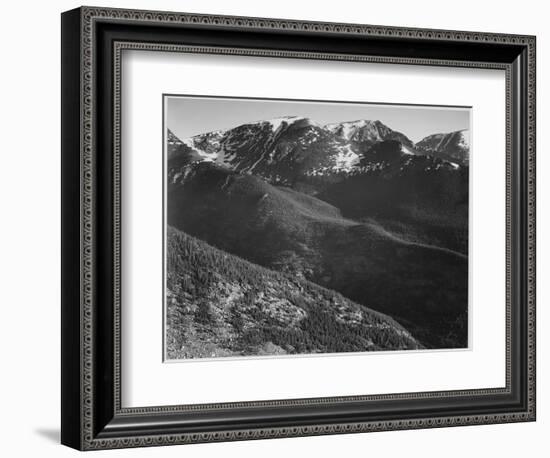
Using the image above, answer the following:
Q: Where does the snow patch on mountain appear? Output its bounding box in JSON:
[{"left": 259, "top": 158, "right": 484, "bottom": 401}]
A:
[
  {"left": 401, "top": 144, "right": 416, "bottom": 156},
  {"left": 457, "top": 129, "right": 470, "bottom": 149},
  {"left": 415, "top": 129, "right": 470, "bottom": 166},
  {"left": 326, "top": 119, "right": 382, "bottom": 141},
  {"left": 180, "top": 138, "right": 217, "bottom": 162},
  {"left": 246, "top": 149, "right": 271, "bottom": 173},
  {"left": 265, "top": 116, "right": 300, "bottom": 131},
  {"left": 333, "top": 145, "right": 361, "bottom": 171},
  {"left": 325, "top": 119, "right": 360, "bottom": 139}
]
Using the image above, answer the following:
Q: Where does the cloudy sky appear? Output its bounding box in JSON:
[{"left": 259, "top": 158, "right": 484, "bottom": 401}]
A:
[{"left": 166, "top": 95, "right": 470, "bottom": 143}]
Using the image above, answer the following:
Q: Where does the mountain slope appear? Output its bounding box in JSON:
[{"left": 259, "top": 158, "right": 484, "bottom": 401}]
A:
[
  {"left": 167, "top": 161, "right": 469, "bottom": 348},
  {"left": 169, "top": 118, "right": 426, "bottom": 184},
  {"left": 170, "top": 117, "right": 356, "bottom": 182},
  {"left": 166, "top": 226, "right": 421, "bottom": 359},
  {"left": 415, "top": 129, "right": 470, "bottom": 166},
  {"left": 317, "top": 144, "right": 469, "bottom": 254},
  {"left": 326, "top": 119, "right": 416, "bottom": 152}
]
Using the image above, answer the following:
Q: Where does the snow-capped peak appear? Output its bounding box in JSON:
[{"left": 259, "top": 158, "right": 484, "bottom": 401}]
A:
[
  {"left": 263, "top": 116, "right": 320, "bottom": 132},
  {"left": 414, "top": 128, "right": 470, "bottom": 166},
  {"left": 325, "top": 119, "right": 389, "bottom": 142},
  {"left": 264, "top": 116, "right": 300, "bottom": 131}
]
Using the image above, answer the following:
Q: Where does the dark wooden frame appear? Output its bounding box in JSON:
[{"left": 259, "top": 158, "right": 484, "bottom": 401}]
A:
[{"left": 61, "top": 6, "right": 536, "bottom": 450}]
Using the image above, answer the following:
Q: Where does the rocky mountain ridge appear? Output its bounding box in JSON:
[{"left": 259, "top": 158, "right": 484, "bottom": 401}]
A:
[{"left": 168, "top": 117, "right": 469, "bottom": 182}]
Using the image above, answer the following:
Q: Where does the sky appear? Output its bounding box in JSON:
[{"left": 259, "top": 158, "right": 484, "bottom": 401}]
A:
[{"left": 166, "top": 95, "right": 470, "bottom": 143}]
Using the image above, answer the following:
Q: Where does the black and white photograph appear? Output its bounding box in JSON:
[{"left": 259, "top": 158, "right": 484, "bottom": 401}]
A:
[
  {"left": 54, "top": 3, "right": 538, "bottom": 452},
  {"left": 164, "top": 95, "right": 471, "bottom": 360}
]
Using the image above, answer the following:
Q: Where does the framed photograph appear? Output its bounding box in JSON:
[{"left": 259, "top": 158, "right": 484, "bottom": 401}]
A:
[{"left": 61, "top": 6, "right": 536, "bottom": 450}]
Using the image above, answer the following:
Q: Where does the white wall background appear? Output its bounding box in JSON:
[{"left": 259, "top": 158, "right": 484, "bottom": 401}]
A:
[{"left": 0, "top": 0, "right": 545, "bottom": 456}]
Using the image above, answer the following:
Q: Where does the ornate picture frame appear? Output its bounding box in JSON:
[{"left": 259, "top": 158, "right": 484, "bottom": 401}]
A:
[{"left": 61, "top": 6, "right": 536, "bottom": 450}]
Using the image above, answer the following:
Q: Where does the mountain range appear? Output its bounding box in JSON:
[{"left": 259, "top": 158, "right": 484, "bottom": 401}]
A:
[
  {"left": 168, "top": 117, "right": 468, "bottom": 179},
  {"left": 166, "top": 116, "right": 470, "bottom": 356}
]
